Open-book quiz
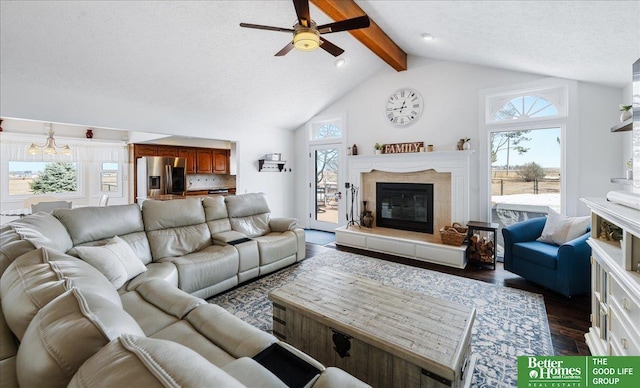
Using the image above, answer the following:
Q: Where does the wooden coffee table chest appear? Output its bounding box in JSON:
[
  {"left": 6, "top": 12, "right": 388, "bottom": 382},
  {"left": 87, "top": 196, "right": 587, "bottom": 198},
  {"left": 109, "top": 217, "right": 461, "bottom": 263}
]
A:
[{"left": 269, "top": 268, "right": 476, "bottom": 388}]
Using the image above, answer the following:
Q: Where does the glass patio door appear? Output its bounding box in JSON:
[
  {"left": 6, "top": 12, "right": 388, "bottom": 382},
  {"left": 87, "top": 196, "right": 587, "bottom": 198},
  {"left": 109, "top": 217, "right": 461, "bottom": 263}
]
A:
[{"left": 309, "top": 144, "right": 342, "bottom": 231}]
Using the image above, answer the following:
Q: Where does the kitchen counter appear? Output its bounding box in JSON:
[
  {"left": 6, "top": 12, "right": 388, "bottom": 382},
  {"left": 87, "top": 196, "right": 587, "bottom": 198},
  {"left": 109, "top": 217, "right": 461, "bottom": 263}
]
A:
[
  {"left": 141, "top": 194, "right": 186, "bottom": 201},
  {"left": 186, "top": 188, "right": 236, "bottom": 196}
]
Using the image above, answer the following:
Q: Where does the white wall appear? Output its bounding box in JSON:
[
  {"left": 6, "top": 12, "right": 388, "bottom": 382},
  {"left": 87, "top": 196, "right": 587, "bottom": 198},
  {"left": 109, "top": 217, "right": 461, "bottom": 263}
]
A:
[
  {"left": 575, "top": 82, "right": 627, "bottom": 213},
  {"left": 294, "top": 57, "right": 627, "bottom": 223}
]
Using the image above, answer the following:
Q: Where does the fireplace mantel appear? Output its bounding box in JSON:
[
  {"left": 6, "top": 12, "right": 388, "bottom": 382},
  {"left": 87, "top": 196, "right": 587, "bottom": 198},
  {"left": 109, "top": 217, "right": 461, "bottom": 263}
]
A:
[{"left": 347, "top": 150, "right": 474, "bottom": 224}]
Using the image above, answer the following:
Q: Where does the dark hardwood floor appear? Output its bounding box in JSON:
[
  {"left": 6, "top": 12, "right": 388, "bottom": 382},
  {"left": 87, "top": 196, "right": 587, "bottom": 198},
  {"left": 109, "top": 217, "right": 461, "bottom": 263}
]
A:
[{"left": 305, "top": 242, "right": 592, "bottom": 356}]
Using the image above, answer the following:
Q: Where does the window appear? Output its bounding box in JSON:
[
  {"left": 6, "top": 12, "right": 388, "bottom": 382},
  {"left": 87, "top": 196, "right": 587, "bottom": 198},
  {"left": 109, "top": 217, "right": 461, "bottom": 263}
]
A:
[
  {"left": 480, "top": 79, "right": 578, "bottom": 257},
  {"left": 311, "top": 122, "right": 342, "bottom": 141},
  {"left": 100, "top": 162, "right": 119, "bottom": 193},
  {"left": 485, "top": 84, "right": 567, "bottom": 125},
  {"left": 8, "top": 161, "right": 79, "bottom": 196},
  {"left": 491, "top": 96, "right": 558, "bottom": 122}
]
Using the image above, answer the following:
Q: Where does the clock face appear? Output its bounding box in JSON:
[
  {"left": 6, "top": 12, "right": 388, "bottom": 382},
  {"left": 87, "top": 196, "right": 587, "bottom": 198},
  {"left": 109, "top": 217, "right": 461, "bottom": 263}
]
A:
[{"left": 386, "top": 88, "right": 423, "bottom": 127}]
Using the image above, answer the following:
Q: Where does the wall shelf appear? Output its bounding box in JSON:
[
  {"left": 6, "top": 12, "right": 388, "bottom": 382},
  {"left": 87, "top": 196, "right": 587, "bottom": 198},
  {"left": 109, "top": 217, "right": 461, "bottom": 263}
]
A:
[
  {"left": 611, "top": 118, "right": 632, "bottom": 132},
  {"left": 259, "top": 159, "right": 287, "bottom": 172}
]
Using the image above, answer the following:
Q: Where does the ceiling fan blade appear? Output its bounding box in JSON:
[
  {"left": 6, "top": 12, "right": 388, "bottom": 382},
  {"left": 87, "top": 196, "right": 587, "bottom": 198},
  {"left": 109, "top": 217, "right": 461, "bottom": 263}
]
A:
[
  {"left": 239, "top": 23, "right": 294, "bottom": 33},
  {"left": 317, "top": 15, "right": 370, "bottom": 34},
  {"left": 292, "top": 0, "right": 311, "bottom": 27},
  {"left": 275, "top": 41, "right": 295, "bottom": 56},
  {"left": 319, "top": 38, "right": 344, "bottom": 57}
]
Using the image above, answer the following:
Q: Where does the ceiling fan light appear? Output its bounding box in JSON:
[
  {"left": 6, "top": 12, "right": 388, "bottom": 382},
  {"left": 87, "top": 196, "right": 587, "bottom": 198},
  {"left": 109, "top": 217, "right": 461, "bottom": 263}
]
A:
[
  {"left": 61, "top": 145, "right": 72, "bottom": 155},
  {"left": 293, "top": 30, "right": 320, "bottom": 51}
]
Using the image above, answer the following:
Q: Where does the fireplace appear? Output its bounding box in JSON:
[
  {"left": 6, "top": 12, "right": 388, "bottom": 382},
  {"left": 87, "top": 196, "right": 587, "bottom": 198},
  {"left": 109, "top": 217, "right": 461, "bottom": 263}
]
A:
[{"left": 376, "top": 182, "right": 434, "bottom": 233}]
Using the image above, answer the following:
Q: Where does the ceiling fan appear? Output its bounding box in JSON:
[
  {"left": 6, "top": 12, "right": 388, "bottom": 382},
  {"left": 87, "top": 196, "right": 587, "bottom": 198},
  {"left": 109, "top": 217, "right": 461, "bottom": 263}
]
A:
[{"left": 239, "top": 0, "right": 370, "bottom": 57}]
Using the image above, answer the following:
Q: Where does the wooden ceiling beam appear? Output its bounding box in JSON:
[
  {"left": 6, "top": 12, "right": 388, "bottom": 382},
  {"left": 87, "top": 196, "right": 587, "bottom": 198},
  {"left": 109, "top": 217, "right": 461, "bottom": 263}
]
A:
[{"left": 311, "top": 0, "right": 407, "bottom": 72}]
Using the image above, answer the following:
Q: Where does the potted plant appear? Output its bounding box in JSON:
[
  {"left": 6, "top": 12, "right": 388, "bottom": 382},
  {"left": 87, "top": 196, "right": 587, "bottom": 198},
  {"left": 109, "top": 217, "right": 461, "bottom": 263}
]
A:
[
  {"left": 374, "top": 143, "right": 383, "bottom": 155},
  {"left": 620, "top": 104, "right": 632, "bottom": 122}
]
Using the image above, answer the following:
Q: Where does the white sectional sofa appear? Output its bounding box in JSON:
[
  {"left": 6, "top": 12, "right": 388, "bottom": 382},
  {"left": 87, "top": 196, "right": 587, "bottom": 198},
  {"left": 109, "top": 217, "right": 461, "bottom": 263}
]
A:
[{"left": 0, "top": 193, "right": 368, "bottom": 388}]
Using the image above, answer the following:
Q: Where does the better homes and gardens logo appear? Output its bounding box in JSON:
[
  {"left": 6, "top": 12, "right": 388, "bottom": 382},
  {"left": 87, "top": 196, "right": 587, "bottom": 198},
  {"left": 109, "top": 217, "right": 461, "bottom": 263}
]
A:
[{"left": 518, "top": 356, "right": 640, "bottom": 387}]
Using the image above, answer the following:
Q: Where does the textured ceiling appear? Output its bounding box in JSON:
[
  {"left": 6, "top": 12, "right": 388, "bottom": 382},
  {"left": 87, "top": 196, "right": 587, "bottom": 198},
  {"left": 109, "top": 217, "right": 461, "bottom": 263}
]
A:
[
  {"left": 1, "top": 1, "right": 638, "bottom": 138},
  {"left": 363, "top": 0, "right": 640, "bottom": 87}
]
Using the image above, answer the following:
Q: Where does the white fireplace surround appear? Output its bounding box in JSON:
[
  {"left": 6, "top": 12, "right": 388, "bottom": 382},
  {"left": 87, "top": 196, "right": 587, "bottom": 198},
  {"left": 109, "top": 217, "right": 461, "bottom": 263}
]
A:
[{"left": 347, "top": 150, "right": 474, "bottom": 225}]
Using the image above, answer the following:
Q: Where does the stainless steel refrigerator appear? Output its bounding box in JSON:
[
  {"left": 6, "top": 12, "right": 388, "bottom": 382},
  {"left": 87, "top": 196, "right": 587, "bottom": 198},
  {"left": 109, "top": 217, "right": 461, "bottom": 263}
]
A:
[{"left": 137, "top": 157, "right": 187, "bottom": 199}]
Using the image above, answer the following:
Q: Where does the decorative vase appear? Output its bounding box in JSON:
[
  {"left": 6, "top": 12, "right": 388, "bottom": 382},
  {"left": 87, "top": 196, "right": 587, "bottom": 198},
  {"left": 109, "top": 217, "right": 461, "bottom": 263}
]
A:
[
  {"left": 361, "top": 200, "right": 368, "bottom": 221},
  {"left": 620, "top": 109, "right": 632, "bottom": 122},
  {"left": 463, "top": 141, "right": 471, "bottom": 150},
  {"left": 363, "top": 211, "right": 374, "bottom": 228},
  {"left": 374, "top": 149, "right": 381, "bottom": 155},
  {"left": 85, "top": 129, "right": 93, "bottom": 139}
]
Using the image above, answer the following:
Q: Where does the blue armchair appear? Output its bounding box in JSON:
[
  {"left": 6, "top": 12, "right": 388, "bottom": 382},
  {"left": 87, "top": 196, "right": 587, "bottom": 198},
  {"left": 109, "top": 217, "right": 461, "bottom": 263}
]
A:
[{"left": 502, "top": 216, "right": 592, "bottom": 297}]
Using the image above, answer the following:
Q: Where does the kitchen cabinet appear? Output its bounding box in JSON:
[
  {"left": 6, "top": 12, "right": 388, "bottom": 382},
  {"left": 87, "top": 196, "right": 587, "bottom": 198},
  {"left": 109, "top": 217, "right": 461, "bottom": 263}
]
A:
[
  {"left": 134, "top": 144, "right": 158, "bottom": 158},
  {"left": 213, "top": 149, "right": 230, "bottom": 174},
  {"left": 134, "top": 144, "right": 230, "bottom": 175},
  {"left": 179, "top": 148, "right": 197, "bottom": 174},
  {"left": 156, "top": 145, "right": 178, "bottom": 157},
  {"left": 196, "top": 149, "right": 213, "bottom": 174}
]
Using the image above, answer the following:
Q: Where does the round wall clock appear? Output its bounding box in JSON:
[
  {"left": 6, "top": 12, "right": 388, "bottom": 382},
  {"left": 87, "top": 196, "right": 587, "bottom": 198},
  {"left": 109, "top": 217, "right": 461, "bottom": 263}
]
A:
[{"left": 385, "top": 88, "right": 424, "bottom": 127}]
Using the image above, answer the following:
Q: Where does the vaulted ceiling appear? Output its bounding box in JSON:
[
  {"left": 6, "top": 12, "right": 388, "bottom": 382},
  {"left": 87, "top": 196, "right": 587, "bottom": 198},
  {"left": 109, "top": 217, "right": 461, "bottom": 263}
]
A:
[{"left": 1, "top": 1, "right": 638, "bottom": 138}]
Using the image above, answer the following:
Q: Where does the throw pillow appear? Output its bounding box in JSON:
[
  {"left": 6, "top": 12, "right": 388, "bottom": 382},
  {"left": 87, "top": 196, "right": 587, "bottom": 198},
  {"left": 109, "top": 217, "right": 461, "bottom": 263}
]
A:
[
  {"left": 75, "top": 236, "right": 146, "bottom": 288},
  {"left": 537, "top": 209, "right": 590, "bottom": 246}
]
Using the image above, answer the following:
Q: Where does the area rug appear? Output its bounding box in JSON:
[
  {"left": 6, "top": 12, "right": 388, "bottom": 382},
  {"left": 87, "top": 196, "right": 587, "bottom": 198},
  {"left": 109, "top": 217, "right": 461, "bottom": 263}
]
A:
[
  {"left": 209, "top": 251, "right": 554, "bottom": 387},
  {"left": 303, "top": 229, "right": 336, "bottom": 245}
]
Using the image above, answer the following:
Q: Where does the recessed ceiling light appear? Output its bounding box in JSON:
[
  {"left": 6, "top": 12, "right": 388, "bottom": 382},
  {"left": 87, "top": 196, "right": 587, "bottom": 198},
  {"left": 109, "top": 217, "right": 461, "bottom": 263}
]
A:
[
  {"left": 334, "top": 58, "right": 346, "bottom": 68},
  {"left": 421, "top": 33, "right": 435, "bottom": 41}
]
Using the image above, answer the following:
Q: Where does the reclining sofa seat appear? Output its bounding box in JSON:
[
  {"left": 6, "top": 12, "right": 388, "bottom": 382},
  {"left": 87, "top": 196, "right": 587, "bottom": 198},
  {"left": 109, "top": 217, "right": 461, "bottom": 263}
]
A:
[
  {"left": 203, "top": 195, "right": 260, "bottom": 283},
  {"left": 141, "top": 198, "right": 240, "bottom": 298},
  {"left": 225, "top": 192, "right": 305, "bottom": 275}
]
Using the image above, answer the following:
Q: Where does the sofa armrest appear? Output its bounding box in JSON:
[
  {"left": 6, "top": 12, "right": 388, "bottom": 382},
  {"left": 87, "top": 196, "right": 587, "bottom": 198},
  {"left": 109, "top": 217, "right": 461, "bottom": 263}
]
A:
[
  {"left": 186, "top": 304, "right": 277, "bottom": 359},
  {"left": 134, "top": 279, "right": 206, "bottom": 319},
  {"left": 269, "top": 217, "right": 299, "bottom": 232},
  {"left": 124, "top": 262, "right": 179, "bottom": 291},
  {"left": 557, "top": 231, "right": 591, "bottom": 266},
  {"left": 502, "top": 216, "right": 547, "bottom": 271},
  {"left": 556, "top": 231, "right": 592, "bottom": 296}
]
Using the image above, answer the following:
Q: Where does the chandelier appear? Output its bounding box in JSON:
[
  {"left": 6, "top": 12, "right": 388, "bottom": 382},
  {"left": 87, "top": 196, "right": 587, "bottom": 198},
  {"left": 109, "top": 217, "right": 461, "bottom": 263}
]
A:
[{"left": 27, "top": 123, "right": 72, "bottom": 155}]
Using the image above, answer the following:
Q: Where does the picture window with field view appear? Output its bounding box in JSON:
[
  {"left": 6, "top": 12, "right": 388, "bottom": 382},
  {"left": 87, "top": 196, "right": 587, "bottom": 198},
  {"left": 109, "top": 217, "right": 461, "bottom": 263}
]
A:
[{"left": 489, "top": 92, "right": 562, "bottom": 203}]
